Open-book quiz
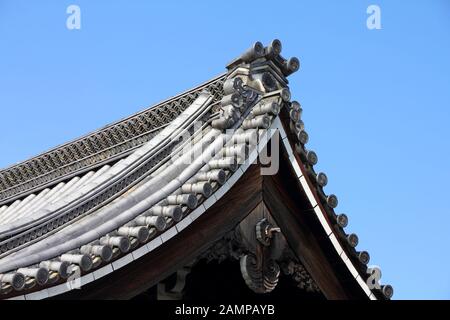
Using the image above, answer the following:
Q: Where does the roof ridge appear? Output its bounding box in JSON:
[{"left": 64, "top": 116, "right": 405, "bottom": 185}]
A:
[{"left": 0, "top": 74, "right": 226, "bottom": 204}]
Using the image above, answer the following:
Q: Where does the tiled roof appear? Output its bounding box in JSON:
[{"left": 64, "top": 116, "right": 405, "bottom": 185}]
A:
[{"left": 0, "top": 40, "right": 393, "bottom": 300}]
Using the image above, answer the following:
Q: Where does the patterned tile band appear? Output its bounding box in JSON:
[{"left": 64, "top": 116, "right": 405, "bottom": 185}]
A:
[{"left": 0, "top": 75, "right": 226, "bottom": 205}]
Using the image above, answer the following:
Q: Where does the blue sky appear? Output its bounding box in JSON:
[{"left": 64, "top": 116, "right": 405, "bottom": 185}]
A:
[{"left": 0, "top": 0, "right": 449, "bottom": 299}]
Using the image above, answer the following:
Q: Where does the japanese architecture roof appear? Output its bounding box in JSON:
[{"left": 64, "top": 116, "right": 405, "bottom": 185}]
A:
[{"left": 0, "top": 40, "right": 393, "bottom": 300}]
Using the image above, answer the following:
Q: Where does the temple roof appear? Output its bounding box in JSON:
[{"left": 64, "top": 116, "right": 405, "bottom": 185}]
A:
[{"left": 0, "top": 40, "right": 393, "bottom": 300}]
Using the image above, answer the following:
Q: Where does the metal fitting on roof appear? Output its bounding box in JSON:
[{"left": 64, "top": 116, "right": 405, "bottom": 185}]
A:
[
  {"left": 17, "top": 267, "right": 49, "bottom": 286},
  {"left": 135, "top": 215, "right": 167, "bottom": 231},
  {"left": 252, "top": 101, "right": 280, "bottom": 117},
  {"left": 0, "top": 272, "right": 25, "bottom": 291},
  {"left": 118, "top": 226, "right": 150, "bottom": 244},
  {"left": 221, "top": 93, "right": 241, "bottom": 108},
  {"left": 297, "top": 130, "right": 309, "bottom": 145},
  {"left": 336, "top": 213, "right": 349, "bottom": 228},
  {"left": 182, "top": 182, "right": 213, "bottom": 197},
  {"left": 100, "top": 236, "right": 130, "bottom": 254},
  {"left": 316, "top": 172, "right": 328, "bottom": 187},
  {"left": 223, "top": 77, "right": 243, "bottom": 95},
  {"left": 382, "top": 285, "right": 394, "bottom": 299},
  {"left": 167, "top": 194, "right": 198, "bottom": 210},
  {"left": 327, "top": 194, "right": 339, "bottom": 209},
  {"left": 357, "top": 251, "right": 370, "bottom": 265},
  {"left": 39, "top": 260, "right": 71, "bottom": 279},
  {"left": 148, "top": 206, "right": 182, "bottom": 221},
  {"left": 306, "top": 150, "right": 318, "bottom": 166},
  {"left": 281, "top": 88, "right": 291, "bottom": 102},
  {"left": 196, "top": 169, "right": 226, "bottom": 185},
  {"left": 282, "top": 57, "right": 300, "bottom": 76},
  {"left": 346, "top": 233, "right": 359, "bottom": 248},
  {"left": 264, "top": 39, "right": 282, "bottom": 59},
  {"left": 80, "top": 245, "right": 113, "bottom": 262},
  {"left": 60, "top": 254, "right": 93, "bottom": 272},
  {"left": 208, "top": 157, "right": 238, "bottom": 172}
]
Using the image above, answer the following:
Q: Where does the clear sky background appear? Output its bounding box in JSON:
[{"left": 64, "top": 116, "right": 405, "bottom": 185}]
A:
[{"left": 0, "top": 0, "right": 449, "bottom": 299}]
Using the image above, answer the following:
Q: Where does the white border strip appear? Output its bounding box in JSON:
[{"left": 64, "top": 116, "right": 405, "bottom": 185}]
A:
[{"left": 275, "top": 121, "right": 376, "bottom": 300}]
